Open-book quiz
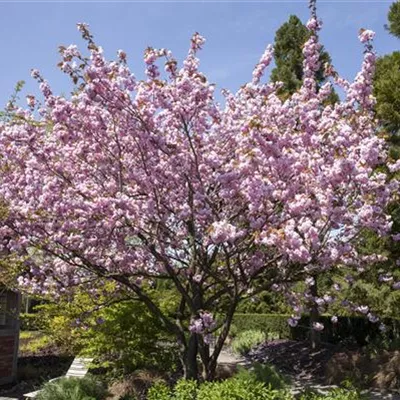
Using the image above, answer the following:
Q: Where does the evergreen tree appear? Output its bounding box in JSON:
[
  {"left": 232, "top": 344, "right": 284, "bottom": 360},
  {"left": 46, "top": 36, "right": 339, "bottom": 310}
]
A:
[
  {"left": 386, "top": 0, "right": 400, "bottom": 39},
  {"left": 374, "top": 52, "right": 400, "bottom": 138},
  {"left": 270, "top": 15, "right": 337, "bottom": 102}
]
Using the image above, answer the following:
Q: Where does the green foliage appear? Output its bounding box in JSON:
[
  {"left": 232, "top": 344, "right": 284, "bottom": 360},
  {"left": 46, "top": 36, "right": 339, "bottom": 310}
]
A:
[
  {"left": 147, "top": 376, "right": 293, "bottom": 400},
  {"left": 237, "top": 291, "right": 291, "bottom": 314},
  {"left": 173, "top": 379, "right": 198, "bottom": 400},
  {"left": 235, "top": 363, "right": 289, "bottom": 390},
  {"left": 20, "top": 313, "right": 43, "bottom": 331},
  {"left": 0, "top": 80, "right": 25, "bottom": 123},
  {"left": 196, "top": 378, "right": 292, "bottom": 400},
  {"left": 36, "top": 375, "right": 109, "bottom": 400},
  {"left": 19, "top": 331, "right": 52, "bottom": 354},
  {"left": 374, "top": 52, "right": 400, "bottom": 136},
  {"left": 146, "top": 375, "right": 363, "bottom": 400},
  {"left": 147, "top": 381, "right": 172, "bottom": 400},
  {"left": 35, "top": 288, "right": 179, "bottom": 376},
  {"left": 232, "top": 314, "right": 291, "bottom": 340},
  {"left": 298, "top": 387, "right": 364, "bottom": 400},
  {"left": 387, "top": 1, "right": 400, "bottom": 38},
  {"left": 231, "top": 330, "right": 266, "bottom": 355},
  {"left": 270, "top": 15, "right": 337, "bottom": 103}
]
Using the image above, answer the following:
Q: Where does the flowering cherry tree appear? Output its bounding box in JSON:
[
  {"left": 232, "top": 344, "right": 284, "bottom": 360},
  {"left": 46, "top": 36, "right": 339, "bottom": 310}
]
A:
[{"left": 0, "top": 2, "right": 397, "bottom": 379}]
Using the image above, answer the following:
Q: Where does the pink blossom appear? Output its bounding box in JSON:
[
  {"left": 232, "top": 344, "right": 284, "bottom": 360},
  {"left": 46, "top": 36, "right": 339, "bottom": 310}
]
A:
[
  {"left": 367, "top": 313, "right": 379, "bottom": 323},
  {"left": 193, "top": 274, "right": 202, "bottom": 283},
  {"left": 209, "top": 220, "right": 238, "bottom": 244},
  {"left": 358, "top": 29, "right": 375, "bottom": 43},
  {"left": 117, "top": 49, "right": 127, "bottom": 62},
  {"left": 356, "top": 305, "right": 369, "bottom": 315},
  {"left": 26, "top": 95, "right": 36, "bottom": 108},
  {"left": 388, "top": 159, "right": 400, "bottom": 173},
  {"left": 393, "top": 282, "right": 400, "bottom": 290},
  {"left": 313, "top": 322, "right": 324, "bottom": 331}
]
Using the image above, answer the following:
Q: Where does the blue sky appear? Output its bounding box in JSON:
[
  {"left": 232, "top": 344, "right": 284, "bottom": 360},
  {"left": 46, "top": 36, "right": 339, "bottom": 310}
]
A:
[{"left": 0, "top": 1, "right": 398, "bottom": 107}]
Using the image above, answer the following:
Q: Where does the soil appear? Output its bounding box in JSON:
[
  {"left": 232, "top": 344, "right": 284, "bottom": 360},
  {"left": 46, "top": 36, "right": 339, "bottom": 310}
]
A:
[
  {"left": 246, "top": 339, "right": 341, "bottom": 383},
  {"left": 246, "top": 339, "right": 400, "bottom": 393}
]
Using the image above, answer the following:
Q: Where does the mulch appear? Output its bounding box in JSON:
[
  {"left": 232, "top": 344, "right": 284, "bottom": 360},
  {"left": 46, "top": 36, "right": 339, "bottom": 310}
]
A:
[{"left": 246, "top": 339, "right": 353, "bottom": 383}]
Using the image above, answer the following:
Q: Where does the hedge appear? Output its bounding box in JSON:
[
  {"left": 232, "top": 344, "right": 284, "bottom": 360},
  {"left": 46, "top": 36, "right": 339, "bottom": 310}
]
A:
[
  {"left": 232, "top": 313, "right": 400, "bottom": 345},
  {"left": 20, "top": 313, "right": 44, "bottom": 331}
]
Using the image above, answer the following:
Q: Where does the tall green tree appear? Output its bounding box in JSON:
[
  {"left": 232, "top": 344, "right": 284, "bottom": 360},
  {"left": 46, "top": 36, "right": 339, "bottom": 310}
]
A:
[
  {"left": 375, "top": 0, "right": 400, "bottom": 137},
  {"left": 374, "top": 52, "right": 400, "bottom": 138},
  {"left": 386, "top": 0, "right": 400, "bottom": 38},
  {"left": 270, "top": 15, "right": 337, "bottom": 102}
]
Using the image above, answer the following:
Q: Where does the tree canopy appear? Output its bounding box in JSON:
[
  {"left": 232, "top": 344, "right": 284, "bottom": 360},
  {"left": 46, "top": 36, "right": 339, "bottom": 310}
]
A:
[
  {"left": 387, "top": 0, "right": 400, "bottom": 38},
  {"left": 0, "top": 13, "right": 398, "bottom": 381}
]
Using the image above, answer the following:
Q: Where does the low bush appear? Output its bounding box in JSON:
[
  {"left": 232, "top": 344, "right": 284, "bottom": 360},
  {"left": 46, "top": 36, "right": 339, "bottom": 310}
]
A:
[
  {"left": 298, "top": 387, "right": 364, "bottom": 400},
  {"left": 20, "top": 313, "right": 43, "bottom": 331},
  {"left": 241, "top": 362, "right": 290, "bottom": 389},
  {"left": 231, "top": 330, "right": 266, "bottom": 355},
  {"left": 36, "top": 375, "right": 109, "bottom": 400},
  {"left": 147, "top": 377, "right": 293, "bottom": 400},
  {"left": 147, "top": 381, "right": 172, "bottom": 400},
  {"left": 146, "top": 375, "right": 362, "bottom": 400}
]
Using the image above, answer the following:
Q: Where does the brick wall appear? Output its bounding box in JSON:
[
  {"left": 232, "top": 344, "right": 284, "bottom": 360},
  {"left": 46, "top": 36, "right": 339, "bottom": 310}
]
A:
[
  {"left": 0, "top": 290, "right": 20, "bottom": 385},
  {"left": 0, "top": 335, "right": 14, "bottom": 377},
  {"left": 0, "top": 332, "right": 17, "bottom": 384}
]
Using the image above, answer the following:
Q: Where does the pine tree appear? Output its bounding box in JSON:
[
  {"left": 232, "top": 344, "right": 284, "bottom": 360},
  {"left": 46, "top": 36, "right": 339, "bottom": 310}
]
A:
[
  {"left": 386, "top": 0, "right": 400, "bottom": 39},
  {"left": 270, "top": 15, "right": 337, "bottom": 103},
  {"left": 374, "top": 52, "right": 400, "bottom": 137}
]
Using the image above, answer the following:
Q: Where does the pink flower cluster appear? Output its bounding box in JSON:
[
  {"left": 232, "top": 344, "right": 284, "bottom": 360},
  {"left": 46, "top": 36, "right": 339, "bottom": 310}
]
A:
[{"left": 189, "top": 311, "right": 216, "bottom": 335}]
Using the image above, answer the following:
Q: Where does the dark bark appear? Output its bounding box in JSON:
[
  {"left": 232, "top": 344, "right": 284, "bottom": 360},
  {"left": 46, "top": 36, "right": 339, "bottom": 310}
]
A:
[{"left": 183, "top": 333, "right": 199, "bottom": 380}]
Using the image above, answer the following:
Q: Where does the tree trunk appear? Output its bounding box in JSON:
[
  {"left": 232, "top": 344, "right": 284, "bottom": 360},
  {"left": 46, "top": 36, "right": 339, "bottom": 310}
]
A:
[
  {"left": 182, "top": 333, "right": 199, "bottom": 380},
  {"left": 203, "top": 299, "right": 238, "bottom": 381},
  {"left": 198, "top": 340, "right": 210, "bottom": 381}
]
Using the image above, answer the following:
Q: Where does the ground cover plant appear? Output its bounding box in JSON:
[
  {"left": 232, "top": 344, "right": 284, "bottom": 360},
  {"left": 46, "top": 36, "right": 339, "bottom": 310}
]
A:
[
  {"left": 36, "top": 375, "right": 109, "bottom": 400},
  {"left": 0, "top": 0, "right": 399, "bottom": 382}
]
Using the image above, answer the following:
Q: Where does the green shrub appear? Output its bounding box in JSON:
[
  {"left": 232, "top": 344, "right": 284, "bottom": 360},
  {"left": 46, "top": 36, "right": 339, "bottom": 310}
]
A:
[
  {"left": 173, "top": 379, "right": 198, "bottom": 400},
  {"left": 231, "top": 330, "right": 266, "bottom": 355},
  {"left": 298, "top": 387, "right": 364, "bottom": 400},
  {"left": 147, "top": 374, "right": 293, "bottom": 400},
  {"left": 36, "top": 375, "right": 108, "bottom": 400},
  {"left": 238, "top": 362, "right": 290, "bottom": 389},
  {"left": 147, "top": 376, "right": 364, "bottom": 400},
  {"left": 20, "top": 313, "right": 43, "bottom": 331},
  {"left": 196, "top": 377, "right": 292, "bottom": 400},
  {"left": 35, "top": 288, "right": 179, "bottom": 376},
  {"left": 147, "top": 381, "right": 172, "bottom": 400}
]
